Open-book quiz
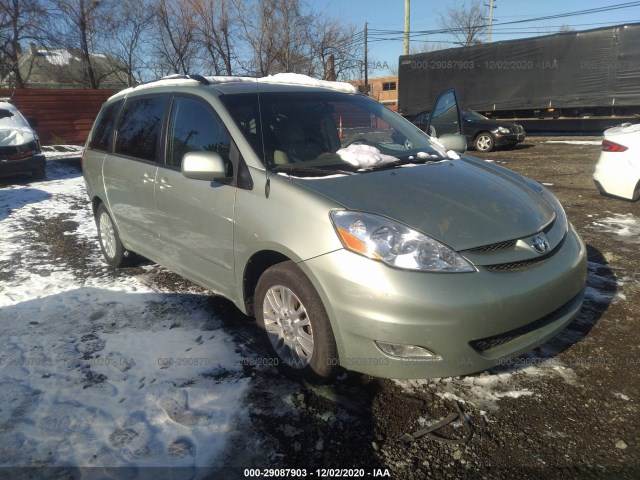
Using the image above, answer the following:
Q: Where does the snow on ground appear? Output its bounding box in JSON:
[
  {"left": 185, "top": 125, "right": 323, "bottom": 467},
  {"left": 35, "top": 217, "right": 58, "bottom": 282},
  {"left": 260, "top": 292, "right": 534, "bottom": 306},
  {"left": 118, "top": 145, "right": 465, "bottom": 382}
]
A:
[
  {"left": 0, "top": 161, "right": 249, "bottom": 475},
  {"left": 591, "top": 213, "right": 640, "bottom": 243},
  {"left": 545, "top": 140, "right": 601, "bottom": 145},
  {"left": 42, "top": 144, "right": 84, "bottom": 161}
]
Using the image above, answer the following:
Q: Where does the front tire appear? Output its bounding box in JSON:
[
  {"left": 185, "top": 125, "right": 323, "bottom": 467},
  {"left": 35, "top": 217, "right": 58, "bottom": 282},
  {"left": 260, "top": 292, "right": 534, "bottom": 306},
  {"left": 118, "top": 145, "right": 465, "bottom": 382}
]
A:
[
  {"left": 255, "top": 261, "right": 338, "bottom": 381},
  {"left": 96, "top": 204, "right": 129, "bottom": 268},
  {"left": 474, "top": 132, "right": 495, "bottom": 152}
]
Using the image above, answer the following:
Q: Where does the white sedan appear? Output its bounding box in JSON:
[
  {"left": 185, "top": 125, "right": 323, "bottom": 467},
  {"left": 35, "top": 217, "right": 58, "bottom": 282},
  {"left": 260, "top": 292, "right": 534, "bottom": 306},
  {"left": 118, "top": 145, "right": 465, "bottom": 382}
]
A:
[{"left": 594, "top": 123, "right": 640, "bottom": 201}]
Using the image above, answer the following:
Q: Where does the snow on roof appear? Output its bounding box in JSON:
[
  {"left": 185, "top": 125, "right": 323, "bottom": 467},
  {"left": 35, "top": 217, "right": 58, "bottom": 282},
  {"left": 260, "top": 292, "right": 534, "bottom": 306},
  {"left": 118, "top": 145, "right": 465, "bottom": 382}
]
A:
[
  {"left": 38, "top": 49, "right": 78, "bottom": 66},
  {"left": 109, "top": 73, "right": 357, "bottom": 101}
]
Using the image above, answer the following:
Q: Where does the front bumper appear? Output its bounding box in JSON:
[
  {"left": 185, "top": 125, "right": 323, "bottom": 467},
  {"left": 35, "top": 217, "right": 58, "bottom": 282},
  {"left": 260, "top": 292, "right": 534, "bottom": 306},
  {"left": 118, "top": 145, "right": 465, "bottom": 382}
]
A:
[
  {"left": 0, "top": 153, "right": 46, "bottom": 177},
  {"left": 495, "top": 132, "right": 526, "bottom": 146},
  {"left": 299, "top": 224, "right": 587, "bottom": 379}
]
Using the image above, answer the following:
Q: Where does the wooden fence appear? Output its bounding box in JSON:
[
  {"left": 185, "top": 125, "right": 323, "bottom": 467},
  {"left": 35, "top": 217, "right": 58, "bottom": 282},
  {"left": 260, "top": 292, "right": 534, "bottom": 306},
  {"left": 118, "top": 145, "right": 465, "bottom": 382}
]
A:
[{"left": 0, "top": 88, "right": 118, "bottom": 146}]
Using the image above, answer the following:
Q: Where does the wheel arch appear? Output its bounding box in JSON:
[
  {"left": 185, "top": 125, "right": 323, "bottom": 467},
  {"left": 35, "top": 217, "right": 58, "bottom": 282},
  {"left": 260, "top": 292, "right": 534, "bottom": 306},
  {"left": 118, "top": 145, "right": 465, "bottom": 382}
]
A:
[{"left": 242, "top": 250, "right": 291, "bottom": 316}]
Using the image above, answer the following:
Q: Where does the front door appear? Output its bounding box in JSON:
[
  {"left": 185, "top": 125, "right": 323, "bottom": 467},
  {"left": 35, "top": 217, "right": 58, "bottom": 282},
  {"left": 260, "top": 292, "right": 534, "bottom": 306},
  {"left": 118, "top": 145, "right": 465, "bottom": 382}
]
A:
[{"left": 155, "top": 95, "right": 236, "bottom": 296}]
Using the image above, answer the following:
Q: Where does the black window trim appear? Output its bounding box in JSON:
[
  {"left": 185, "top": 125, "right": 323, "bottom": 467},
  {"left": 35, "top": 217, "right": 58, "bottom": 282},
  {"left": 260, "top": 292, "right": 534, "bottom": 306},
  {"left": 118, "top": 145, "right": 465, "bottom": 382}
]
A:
[
  {"left": 162, "top": 92, "right": 253, "bottom": 190},
  {"left": 112, "top": 92, "right": 171, "bottom": 166},
  {"left": 87, "top": 99, "right": 124, "bottom": 153}
]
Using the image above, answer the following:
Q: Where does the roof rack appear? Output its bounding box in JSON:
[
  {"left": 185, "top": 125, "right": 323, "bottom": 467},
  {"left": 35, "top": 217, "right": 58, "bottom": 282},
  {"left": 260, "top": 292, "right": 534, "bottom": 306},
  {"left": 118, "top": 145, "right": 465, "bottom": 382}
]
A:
[{"left": 133, "top": 73, "right": 211, "bottom": 89}]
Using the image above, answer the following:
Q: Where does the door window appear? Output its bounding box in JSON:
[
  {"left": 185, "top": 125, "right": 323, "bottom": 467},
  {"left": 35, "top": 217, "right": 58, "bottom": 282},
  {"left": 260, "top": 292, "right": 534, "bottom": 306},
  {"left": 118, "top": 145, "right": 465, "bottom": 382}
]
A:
[
  {"left": 89, "top": 100, "right": 123, "bottom": 152},
  {"left": 167, "top": 96, "right": 231, "bottom": 171},
  {"left": 115, "top": 95, "right": 168, "bottom": 162}
]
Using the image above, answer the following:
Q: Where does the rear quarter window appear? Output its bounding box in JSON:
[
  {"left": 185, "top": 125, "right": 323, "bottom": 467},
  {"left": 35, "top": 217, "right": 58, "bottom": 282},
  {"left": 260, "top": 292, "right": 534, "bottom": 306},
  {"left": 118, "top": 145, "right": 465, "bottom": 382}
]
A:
[
  {"left": 88, "top": 100, "right": 122, "bottom": 152},
  {"left": 115, "top": 95, "right": 169, "bottom": 162}
]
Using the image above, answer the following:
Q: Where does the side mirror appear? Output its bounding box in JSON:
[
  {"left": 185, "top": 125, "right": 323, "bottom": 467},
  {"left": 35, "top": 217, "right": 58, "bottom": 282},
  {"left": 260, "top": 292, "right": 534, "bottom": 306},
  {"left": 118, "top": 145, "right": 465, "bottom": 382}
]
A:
[
  {"left": 438, "top": 133, "right": 467, "bottom": 154},
  {"left": 182, "top": 151, "right": 226, "bottom": 181}
]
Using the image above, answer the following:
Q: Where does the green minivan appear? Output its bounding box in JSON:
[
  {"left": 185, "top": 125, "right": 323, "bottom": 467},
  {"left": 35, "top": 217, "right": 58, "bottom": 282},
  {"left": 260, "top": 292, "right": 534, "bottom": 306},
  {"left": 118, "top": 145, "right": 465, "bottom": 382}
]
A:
[{"left": 82, "top": 74, "right": 587, "bottom": 380}]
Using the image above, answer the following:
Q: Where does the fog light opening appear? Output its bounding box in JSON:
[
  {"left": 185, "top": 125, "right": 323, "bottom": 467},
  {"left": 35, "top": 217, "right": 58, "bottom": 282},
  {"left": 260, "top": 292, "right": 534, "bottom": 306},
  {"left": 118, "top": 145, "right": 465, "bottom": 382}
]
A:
[{"left": 375, "top": 341, "right": 440, "bottom": 359}]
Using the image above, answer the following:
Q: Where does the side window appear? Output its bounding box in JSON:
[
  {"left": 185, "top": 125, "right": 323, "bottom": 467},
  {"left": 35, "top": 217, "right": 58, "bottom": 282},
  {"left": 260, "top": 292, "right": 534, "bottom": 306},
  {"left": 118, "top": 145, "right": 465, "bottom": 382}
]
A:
[
  {"left": 167, "top": 96, "right": 231, "bottom": 171},
  {"left": 115, "top": 95, "right": 168, "bottom": 162},
  {"left": 89, "top": 100, "right": 122, "bottom": 152}
]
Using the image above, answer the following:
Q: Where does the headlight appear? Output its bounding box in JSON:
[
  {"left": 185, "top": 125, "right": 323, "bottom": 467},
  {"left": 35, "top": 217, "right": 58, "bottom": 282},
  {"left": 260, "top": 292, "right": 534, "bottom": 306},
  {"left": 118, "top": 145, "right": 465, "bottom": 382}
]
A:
[
  {"left": 330, "top": 211, "right": 475, "bottom": 273},
  {"left": 496, "top": 126, "right": 510, "bottom": 134}
]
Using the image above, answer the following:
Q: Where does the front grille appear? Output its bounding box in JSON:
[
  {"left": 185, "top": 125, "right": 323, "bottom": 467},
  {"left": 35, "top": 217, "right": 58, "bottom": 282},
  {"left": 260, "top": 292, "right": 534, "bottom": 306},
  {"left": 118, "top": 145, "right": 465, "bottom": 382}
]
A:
[
  {"left": 483, "top": 234, "right": 565, "bottom": 271},
  {"left": 484, "top": 257, "right": 547, "bottom": 271},
  {"left": 0, "top": 141, "right": 39, "bottom": 160},
  {"left": 468, "top": 239, "right": 517, "bottom": 253},
  {"left": 469, "top": 292, "right": 580, "bottom": 353}
]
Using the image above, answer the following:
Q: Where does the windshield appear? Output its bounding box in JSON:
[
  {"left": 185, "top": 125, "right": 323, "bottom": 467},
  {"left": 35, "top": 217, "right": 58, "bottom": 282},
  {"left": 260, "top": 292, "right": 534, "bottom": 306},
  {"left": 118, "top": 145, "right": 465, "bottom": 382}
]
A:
[
  {"left": 463, "top": 110, "right": 489, "bottom": 121},
  {"left": 220, "top": 91, "right": 448, "bottom": 174},
  {"left": 0, "top": 107, "right": 30, "bottom": 129}
]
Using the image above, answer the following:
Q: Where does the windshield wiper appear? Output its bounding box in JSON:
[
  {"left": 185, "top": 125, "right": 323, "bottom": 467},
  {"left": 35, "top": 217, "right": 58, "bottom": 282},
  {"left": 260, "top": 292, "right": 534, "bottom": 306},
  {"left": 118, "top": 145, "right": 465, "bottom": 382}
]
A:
[
  {"left": 362, "top": 155, "right": 446, "bottom": 171},
  {"left": 271, "top": 165, "right": 355, "bottom": 177}
]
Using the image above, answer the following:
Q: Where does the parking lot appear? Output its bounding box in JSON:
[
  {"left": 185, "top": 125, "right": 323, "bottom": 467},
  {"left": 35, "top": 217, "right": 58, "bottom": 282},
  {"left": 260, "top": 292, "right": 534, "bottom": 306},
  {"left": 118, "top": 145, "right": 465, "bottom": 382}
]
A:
[{"left": 0, "top": 136, "right": 638, "bottom": 479}]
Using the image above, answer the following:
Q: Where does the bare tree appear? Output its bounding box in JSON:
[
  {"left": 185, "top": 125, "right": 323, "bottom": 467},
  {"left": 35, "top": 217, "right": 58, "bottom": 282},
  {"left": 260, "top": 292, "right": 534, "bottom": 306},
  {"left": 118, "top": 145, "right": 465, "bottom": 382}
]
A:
[
  {"left": 190, "top": 0, "right": 236, "bottom": 75},
  {"left": 105, "top": 0, "right": 156, "bottom": 86},
  {"left": 50, "top": 0, "right": 121, "bottom": 88},
  {"left": 154, "top": 0, "right": 200, "bottom": 75},
  {"left": 312, "top": 15, "right": 362, "bottom": 80},
  {"left": 0, "top": 0, "right": 47, "bottom": 87},
  {"left": 438, "top": 0, "right": 487, "bottom": 47}
]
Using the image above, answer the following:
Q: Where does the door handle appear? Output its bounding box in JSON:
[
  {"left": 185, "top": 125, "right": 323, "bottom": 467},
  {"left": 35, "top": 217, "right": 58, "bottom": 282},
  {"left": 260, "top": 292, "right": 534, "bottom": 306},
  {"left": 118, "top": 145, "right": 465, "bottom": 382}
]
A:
[
  {"left": 159, "top": 177, "right": 172, "bottom": 189},
  {"left": 142, "top": 172, "right": 155, "bottom": 184}
]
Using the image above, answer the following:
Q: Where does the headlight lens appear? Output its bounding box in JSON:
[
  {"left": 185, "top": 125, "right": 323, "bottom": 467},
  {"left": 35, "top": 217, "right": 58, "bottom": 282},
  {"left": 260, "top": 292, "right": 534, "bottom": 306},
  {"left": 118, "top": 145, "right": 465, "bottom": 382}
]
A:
[
  {"left": 330, "top": 211, "right": 475, "bottom": 273},
  {"left": 496, "top": 126, "right": 510, "bottom": 134}
]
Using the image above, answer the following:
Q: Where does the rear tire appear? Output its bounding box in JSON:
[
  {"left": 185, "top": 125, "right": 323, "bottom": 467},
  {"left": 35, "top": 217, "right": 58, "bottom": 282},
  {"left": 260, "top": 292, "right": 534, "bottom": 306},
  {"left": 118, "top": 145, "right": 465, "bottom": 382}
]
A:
[
  {"left": 96, "top": 204, "right": 129, "bottom": 268},
  {"left": 255, "top": 261, "right": 338, "bottom": 382}
]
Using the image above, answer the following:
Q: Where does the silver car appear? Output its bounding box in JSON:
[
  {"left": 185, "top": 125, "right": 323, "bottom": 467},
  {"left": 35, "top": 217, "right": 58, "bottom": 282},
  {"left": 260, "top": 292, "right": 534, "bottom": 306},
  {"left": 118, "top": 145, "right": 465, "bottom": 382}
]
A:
[{"left": 82, "top": 74, "right": 587, "bottom": 380}]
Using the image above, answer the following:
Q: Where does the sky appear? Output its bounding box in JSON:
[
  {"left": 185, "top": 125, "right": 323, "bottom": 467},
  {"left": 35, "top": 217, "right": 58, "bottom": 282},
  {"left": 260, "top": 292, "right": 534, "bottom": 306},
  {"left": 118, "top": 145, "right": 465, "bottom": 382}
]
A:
[{"left": 316, "top": 0, "right": 640, "bottom": 76}]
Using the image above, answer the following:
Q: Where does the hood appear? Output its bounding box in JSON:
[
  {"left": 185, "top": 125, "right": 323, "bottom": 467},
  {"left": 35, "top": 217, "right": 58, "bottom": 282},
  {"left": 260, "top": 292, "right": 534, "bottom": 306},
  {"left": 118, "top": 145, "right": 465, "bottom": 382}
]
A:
[
  {"left": 294, "top": 158, "right": 555, "bottom": 251},
  {"left": 0, "top": 126, "right": 36, "bottom": 147}
]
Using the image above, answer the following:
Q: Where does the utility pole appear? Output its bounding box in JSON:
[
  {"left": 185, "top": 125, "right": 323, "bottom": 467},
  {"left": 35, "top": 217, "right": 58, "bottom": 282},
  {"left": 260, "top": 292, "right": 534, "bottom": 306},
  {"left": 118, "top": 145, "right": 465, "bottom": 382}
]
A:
[
  {"left": 364, "top": 21, "right": 368, "bottom": 95},
  {"left": 404, "top": 0, "right": 410, "bottom": 55},
  {"left": 486, "top": 0, "right": 495, "bottom": 43}
]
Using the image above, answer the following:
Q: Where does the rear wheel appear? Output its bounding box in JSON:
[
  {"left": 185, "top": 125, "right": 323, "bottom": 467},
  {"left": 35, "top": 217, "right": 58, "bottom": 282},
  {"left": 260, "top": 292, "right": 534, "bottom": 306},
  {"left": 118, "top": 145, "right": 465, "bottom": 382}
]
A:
[
  {"left": 474, "top": 132, "right": 495, "bottom": 152},
  {"left": 96, "top": 204, "right": 129, "bottom": 268},
  {"left": 255, "top": 261, "right": 338, "bottom": 381}
]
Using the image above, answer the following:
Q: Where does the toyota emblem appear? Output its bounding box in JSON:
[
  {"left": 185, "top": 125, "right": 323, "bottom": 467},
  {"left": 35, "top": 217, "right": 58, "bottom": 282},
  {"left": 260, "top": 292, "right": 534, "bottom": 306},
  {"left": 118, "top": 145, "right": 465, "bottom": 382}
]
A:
[{"left": 531, "top": 234, "right": 550, "bottom": 254}]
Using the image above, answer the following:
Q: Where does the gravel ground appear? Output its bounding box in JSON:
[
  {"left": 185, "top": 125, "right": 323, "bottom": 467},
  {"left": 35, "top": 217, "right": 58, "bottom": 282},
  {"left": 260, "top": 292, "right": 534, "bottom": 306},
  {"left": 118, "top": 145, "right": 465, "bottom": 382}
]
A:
[{"left": 1, "top": 137, "right": 638, "bottom": 479}]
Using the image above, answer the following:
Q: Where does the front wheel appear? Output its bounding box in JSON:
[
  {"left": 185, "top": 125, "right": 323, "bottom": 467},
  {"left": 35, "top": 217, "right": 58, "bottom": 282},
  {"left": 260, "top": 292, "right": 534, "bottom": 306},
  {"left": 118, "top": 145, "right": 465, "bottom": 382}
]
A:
[
  {"left": 474, "top": 132, "right": 495, "bottom": 152},
  {"left": 255, "top": 261, "right": 338, "bottom": 381}
]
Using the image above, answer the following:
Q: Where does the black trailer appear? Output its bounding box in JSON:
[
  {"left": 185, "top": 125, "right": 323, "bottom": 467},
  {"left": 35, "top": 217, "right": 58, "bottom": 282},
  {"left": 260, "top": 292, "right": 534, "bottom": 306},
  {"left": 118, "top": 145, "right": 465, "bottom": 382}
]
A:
[{"left": 398, "top": 24, "right": 640, "bottom": 134}]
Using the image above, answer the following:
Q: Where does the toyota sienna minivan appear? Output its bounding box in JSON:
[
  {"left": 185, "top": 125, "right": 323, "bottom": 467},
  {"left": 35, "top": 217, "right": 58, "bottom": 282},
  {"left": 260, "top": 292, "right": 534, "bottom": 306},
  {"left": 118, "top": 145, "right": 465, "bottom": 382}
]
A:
[{"left": 82, "top": 73, "right": 587, "bottom": 380}]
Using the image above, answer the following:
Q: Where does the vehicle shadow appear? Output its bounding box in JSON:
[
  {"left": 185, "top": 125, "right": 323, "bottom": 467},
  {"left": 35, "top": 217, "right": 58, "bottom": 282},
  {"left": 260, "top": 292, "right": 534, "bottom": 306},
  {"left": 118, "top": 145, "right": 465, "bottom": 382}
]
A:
[{"left": 0, "top": 187, "right": 51, "bottom": 221}]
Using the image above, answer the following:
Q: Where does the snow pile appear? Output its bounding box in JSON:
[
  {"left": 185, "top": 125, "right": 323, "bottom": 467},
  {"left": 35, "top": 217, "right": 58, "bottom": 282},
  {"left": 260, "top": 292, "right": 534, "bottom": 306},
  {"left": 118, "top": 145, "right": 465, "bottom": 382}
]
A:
[
  {"left": 0, "top": 162, "right": 250, "bottom": 472},
  {"left": 592, "top": 213, "right": 640, "bottom": 243},
  {"left": 336, "top": 144, "right": 398, "bottom": 169}
]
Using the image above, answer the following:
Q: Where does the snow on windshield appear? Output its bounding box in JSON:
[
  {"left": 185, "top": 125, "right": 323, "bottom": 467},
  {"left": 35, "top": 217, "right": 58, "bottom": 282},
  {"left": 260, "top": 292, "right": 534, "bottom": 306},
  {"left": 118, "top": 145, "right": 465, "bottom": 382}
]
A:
[
  {"left": 336, "top": 144, "right": 398, "bottom": 169},
  {"left": 0, "top": 107, "right": 35, "bottom": 146}
]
